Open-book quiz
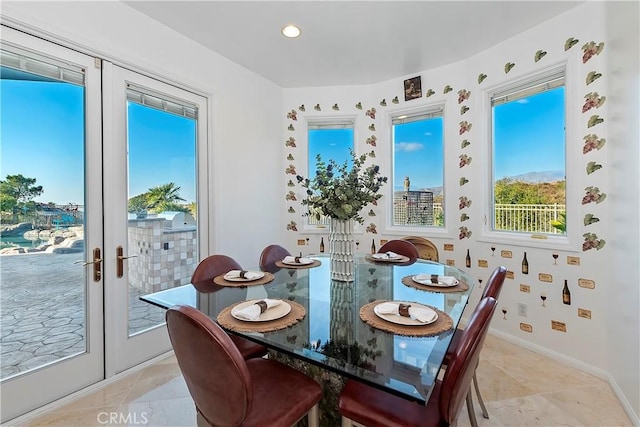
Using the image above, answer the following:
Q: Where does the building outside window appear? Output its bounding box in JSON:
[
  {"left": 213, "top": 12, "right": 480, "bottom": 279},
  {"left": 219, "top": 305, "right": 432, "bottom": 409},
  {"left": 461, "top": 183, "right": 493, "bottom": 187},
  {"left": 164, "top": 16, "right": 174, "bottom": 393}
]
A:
[{"left": 391, "top": 107, "right": 444, "bottom": 227}]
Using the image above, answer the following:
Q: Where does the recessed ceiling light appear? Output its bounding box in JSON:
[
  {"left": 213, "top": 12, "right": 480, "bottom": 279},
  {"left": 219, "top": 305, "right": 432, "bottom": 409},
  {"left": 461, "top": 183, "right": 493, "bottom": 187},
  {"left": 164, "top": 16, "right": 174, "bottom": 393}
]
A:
[{"left": 281, "top": 25, "right": 301, "bottom": 38}]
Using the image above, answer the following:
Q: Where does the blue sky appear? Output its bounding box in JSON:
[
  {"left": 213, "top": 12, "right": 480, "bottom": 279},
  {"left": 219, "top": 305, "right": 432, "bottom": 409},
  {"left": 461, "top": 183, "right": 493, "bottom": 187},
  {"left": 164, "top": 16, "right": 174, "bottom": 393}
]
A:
[
  {"left": 493, "top": 87, "right": 565, "bottom": 179},
  {"left": 1, "top": 76, "right": 196, "bottom": 205},
  {"left": 2, "top": 73, "right": 563, "bottom": 206},
  {"left": 393, "top": 117, "right": 444, "bottom": 191}
]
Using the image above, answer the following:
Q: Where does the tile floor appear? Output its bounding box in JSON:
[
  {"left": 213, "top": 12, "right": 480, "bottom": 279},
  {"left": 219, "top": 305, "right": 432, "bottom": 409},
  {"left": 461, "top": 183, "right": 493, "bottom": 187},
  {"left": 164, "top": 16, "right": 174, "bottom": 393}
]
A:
[{"left": 15, "top": 335, "right": 633, "bottom": 426}]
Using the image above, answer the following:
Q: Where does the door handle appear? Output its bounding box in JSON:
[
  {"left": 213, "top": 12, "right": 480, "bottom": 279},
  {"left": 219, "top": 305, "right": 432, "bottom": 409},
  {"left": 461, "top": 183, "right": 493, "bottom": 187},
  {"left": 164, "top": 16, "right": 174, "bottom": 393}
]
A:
[
  {"left": 74, "top": 248, "right": 102, "bottom": 282},
  {"left": 116, "top": 245, "right": 137, "bottom": 278}
]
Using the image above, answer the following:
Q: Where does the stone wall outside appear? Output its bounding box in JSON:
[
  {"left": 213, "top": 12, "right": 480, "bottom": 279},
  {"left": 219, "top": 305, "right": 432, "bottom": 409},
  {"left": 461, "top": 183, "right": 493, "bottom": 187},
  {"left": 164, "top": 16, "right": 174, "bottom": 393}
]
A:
[{"left": 127, "top": 218, "right": 197, "bottom": 293}]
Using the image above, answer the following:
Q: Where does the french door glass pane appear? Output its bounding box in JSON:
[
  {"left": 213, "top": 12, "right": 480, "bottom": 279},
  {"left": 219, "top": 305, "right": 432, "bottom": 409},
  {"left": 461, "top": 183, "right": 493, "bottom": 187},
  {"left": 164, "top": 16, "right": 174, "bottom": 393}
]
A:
[
  {"left": 126, "top": 97, "right": 197, "bottom": 336},
  {"left": 0, "top": 65, "right": 87, "bottom": 379}
]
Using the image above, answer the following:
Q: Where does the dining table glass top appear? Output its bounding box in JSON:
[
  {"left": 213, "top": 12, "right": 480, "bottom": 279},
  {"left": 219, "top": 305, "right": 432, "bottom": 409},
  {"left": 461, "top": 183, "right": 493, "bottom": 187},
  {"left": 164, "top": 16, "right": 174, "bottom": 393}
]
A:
[{"left": 140, "top": 253, "right": 475, "bottom": 404}]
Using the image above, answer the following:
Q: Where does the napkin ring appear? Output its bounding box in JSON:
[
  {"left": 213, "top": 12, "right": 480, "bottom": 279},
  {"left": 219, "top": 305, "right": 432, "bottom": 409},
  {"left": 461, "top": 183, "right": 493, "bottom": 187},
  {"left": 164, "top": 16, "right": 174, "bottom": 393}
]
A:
[
  {"left": 398, "top": 303, "right": 411, "bottom": 318},
  {"left": 294, "top": 256, "right": 301, "bottom": 263},
  {"left": 239, "top": 270, "right": 248, "bottom": 278},
  {"left": 430, "top": 274, "right": 439, "bottom": 284},
  {"left": 255, "top": 300, "right": 268, "bottom": 313}
]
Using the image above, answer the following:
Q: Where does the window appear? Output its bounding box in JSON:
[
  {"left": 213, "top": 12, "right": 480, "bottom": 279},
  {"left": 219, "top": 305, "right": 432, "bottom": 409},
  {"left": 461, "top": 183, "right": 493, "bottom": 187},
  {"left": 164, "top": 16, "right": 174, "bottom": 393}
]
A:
[
  {"left": 391, "top": 108, "right": 444, "bottom": 227},
  {"left": 307, "top": 119, "right": 354, "bottom": 226},
  {"left": 491, "top": 69, "right": 566, "bottom": 236}
]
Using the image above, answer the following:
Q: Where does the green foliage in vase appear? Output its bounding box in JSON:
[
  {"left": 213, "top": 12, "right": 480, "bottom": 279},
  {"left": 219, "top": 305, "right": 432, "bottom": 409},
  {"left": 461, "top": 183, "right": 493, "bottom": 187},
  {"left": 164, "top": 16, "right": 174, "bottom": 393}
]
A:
[{"left": 297, "top": 151, "right": 387, "bottom": 224}]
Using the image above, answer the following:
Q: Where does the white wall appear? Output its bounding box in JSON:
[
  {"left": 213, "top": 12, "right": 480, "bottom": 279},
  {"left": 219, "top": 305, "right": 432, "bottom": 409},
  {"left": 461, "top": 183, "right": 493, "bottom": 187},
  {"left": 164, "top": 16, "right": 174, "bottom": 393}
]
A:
[
  {"left": 1, "top": 1, "right": 284, "bottom": 267},
  {"left": 282, "top": 2, "right": 639, "bottom": 420},
  {"left": 605, "top": 0, "right": 640, "bottom": 418}
]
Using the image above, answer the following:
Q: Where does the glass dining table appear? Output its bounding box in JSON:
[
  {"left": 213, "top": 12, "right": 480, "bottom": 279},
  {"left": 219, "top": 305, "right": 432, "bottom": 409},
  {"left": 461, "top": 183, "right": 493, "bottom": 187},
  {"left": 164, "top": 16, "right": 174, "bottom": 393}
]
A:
[{"left": 140, "top": 253, "right": 475, "bottom": 407}]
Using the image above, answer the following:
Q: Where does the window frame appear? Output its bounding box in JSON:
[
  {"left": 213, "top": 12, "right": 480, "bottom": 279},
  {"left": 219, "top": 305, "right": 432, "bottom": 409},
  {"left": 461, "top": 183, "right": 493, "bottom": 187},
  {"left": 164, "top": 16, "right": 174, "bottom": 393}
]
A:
[
  {"left": 385, "top": 103, "right": 451, "bottom": 236},
  {"left": 302, "top": 115, "right": 358, "bottom": 231},
  {"left": 479, "top": 61, "right": 581, "bottom": 252}
]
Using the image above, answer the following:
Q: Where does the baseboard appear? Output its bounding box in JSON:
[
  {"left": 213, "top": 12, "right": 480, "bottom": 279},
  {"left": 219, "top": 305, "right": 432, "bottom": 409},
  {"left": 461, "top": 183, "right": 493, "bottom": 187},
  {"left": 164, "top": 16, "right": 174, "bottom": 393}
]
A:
[
  {"left": 488, "top": 328, "right": 640, "bottom": 426},
  {"left": 4, "top": 350, "right": 175, "bottom": 426}
]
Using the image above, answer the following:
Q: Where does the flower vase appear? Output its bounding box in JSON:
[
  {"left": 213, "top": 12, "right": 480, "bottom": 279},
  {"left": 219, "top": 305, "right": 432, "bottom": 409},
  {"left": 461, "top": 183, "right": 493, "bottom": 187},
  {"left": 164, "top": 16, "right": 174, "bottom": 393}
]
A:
[{"left": 328, "top": 218, "right": 355, "bottom": 281}]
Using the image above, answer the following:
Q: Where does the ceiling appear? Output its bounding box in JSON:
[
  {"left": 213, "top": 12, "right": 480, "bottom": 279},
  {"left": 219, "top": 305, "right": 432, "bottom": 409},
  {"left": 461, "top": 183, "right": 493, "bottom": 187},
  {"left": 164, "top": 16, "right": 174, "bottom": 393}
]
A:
[{"left": 124, "top": 1, "right": 583, "bottom": 88}]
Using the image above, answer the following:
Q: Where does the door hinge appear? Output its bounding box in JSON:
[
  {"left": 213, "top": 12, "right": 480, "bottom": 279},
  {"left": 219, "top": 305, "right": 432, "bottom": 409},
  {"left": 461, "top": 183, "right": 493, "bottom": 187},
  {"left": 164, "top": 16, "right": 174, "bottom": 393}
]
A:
[{"left": 94, "top": 58, "right": 102, "bottom": 69}]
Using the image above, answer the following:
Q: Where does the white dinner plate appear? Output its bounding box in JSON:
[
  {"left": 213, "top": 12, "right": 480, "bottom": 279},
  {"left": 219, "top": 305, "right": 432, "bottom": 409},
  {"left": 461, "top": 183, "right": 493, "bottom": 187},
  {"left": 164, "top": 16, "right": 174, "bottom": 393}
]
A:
[
  {"left": 368, "top": 254, "right": 410, "bottom": 263},
  {"left": 231, "top": 299, "right": 291, "bottom": 322},
  {"left": 373, "top": 301, "right": 438, "bottom": 326},
  {"left": 412, "top": 275, "right": 459, "bottom": 287},
  {"left": 282, "top": 258, "right": 314, "bottom": 266},
  {"left": 223, "top": 271, "right": 265, "bottom": 282}
]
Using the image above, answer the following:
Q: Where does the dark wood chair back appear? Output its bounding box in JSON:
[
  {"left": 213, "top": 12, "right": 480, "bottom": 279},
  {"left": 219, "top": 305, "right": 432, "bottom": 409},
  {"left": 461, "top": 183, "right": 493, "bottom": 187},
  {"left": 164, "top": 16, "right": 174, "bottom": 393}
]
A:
[
  {"left": 191, "top": 254, "right": 242, "bottom": 292},
  {"left": 439, "top": 296, "right": 497, "bottom": 424},
  {"left": 259, "top": 244, "right": 291, "bottom": 273},
  {"left": 166, "top": 305, "right": 253, "bottom": 426},
  {"left": 378, "top": 239, "right": 420, "bottom": 259},
  {"left": 482, "top": 265, "right": 507, "bottom": 300}
]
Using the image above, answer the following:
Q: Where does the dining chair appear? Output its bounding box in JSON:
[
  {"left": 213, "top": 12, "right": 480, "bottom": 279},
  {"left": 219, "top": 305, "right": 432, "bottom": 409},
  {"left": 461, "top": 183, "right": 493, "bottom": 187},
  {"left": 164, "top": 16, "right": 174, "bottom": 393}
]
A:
[
  {"left": 190, "top": 254, "right": 268, "bottom": 359},
  {"left": 378, "top": 239, "right": 420, "bottom": 259},
  {"left": 166, "top": 305, "right": 322, "bottom": 427},
  {"left": 338, "top": 296, "right": 497, "bottom": 427},
  {"left": 443, "top": 265, "right": 506, "bottom": 425},
  {"left": 258, "top": 244, "right": 291, "bottom": 273},
  {"left": 401, "top": 236, "right": 439, "bottom": 261}
]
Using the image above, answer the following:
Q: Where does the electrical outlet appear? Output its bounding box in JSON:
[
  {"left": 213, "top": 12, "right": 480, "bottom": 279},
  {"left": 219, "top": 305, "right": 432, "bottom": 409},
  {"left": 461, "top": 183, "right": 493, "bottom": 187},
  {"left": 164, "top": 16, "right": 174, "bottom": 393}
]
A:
[{"left": 517, "top": 303, "right": 527, "bottom": 317}]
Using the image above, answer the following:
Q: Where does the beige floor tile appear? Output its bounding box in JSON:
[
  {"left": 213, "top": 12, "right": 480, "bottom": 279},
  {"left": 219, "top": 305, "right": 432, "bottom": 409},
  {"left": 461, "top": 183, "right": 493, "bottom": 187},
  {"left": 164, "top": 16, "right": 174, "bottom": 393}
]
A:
[
  {"left": 15, "top": 335, "right": 634, "bottom": 427},
  {"left": 117, "top": 397, "right": 196, "bottom": 427},
  {"left": 540, "top": 385, "right": 633, "bottom": 427},
  {"left": 21, "top": 405, "right": 121, "bottom": 427}
]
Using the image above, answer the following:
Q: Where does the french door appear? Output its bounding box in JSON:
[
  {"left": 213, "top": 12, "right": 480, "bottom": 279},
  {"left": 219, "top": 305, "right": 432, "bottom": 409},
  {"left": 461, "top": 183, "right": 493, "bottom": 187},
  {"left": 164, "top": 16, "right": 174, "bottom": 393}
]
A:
[
  {"left": 0, "top": 26, "right": 208, "bottom": 421},
  {"left": 103, "top": 62, "right": 208, "bottom": 375},
  {"left": 0, "top": 26, "right": 104, "bottom": 422}
]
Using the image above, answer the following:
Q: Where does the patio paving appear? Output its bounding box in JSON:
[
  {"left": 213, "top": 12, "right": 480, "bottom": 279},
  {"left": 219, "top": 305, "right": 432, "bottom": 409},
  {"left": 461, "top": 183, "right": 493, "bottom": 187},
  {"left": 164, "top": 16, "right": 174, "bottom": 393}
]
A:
[{"left": 0, "top": 252, "right": 166, "bottom": 379}]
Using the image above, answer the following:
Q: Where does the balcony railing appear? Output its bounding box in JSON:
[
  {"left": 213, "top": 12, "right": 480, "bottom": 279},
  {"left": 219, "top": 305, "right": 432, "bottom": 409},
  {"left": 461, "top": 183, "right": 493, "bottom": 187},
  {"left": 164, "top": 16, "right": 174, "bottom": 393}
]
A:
[
  {"left": 494, "top": 203, "right": 565, "bottom": 234},
  {"left": 309, "top": 203, "right": 566, "bottom": 234}
]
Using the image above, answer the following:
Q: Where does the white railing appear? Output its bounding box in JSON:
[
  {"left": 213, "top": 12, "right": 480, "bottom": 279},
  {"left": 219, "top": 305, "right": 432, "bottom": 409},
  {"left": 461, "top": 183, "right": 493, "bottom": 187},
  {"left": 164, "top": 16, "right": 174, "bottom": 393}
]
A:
[
  {"left": 309, "top": 203, "right": 565, "bottom": 234},
  {"left": 494, "top": 203, "right": 565, "bottom": 233}
]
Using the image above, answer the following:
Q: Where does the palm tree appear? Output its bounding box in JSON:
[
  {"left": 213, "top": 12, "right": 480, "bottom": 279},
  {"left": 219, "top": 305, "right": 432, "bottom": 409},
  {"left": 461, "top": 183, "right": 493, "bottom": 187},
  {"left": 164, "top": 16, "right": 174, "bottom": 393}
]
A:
[{"left": 146, "top": 183, "right": 186, "bottom": 213}]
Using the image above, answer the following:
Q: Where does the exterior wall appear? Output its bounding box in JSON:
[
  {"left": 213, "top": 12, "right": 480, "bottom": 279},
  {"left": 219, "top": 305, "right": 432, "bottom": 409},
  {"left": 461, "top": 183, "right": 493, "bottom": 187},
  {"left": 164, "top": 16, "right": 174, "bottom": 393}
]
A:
[{"left": 127, "top": 218, "right": 197, "bottom": 293}]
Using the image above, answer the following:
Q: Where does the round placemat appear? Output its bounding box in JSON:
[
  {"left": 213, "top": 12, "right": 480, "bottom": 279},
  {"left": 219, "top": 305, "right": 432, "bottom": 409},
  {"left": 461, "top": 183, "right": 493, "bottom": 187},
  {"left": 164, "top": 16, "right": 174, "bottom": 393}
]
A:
[
  {"left": 217, "top": 300, "right": 306, "bottom": 333},
  {"left": 359, "top": 300, "right": 453, "bottom": 337},
  {"left": 401, "top": 275, "right": 469, "bottom": 293},
  {"left": 275, "top": 259, "right": 322, "bottom": 269},
  {"left": 213, "top": 272, "right": 275, "bottom": 287}
]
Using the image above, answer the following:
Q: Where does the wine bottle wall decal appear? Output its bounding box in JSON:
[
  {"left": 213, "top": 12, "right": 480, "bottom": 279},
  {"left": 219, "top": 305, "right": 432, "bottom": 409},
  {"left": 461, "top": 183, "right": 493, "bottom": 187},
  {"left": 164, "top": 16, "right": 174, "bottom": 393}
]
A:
[
  {"left": 562, "top": 279, "right": 571, "bottom": 305},
  {"left": 371, "top": 239, "right": 376, "bottom": 254},
  {"left": 320, "top": 237, "right": 325, "bottom": 253},
  {"left": 465, "top": 249, "right": 471, "bottom": 268},
  {"left": 522, "top": 251, "right": 529, "bottom": 274}
]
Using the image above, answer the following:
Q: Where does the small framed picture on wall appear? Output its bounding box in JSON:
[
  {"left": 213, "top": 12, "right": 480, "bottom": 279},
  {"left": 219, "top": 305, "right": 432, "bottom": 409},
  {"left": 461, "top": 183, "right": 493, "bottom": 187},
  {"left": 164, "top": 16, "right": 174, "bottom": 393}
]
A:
[{"left": 404, "top": 76, "right": 422, "bottom": 101}]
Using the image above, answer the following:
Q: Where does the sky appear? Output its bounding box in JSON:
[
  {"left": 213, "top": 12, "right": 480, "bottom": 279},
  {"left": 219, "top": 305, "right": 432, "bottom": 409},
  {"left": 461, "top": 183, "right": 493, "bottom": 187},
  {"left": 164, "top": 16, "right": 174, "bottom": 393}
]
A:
[
  {"left": 1, "top": 75, "right": 197, "bottom": 206},
  {"left": 1, "top": 70, "right": 563, "bottom": 207}
]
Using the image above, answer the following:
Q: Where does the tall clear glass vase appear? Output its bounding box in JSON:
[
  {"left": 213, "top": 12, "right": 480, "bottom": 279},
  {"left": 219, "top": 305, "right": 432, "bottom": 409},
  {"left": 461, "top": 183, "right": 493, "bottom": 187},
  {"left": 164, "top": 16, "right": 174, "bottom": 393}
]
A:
[{"left": 328, "top": 218, "right": 355, "bottom": 281}]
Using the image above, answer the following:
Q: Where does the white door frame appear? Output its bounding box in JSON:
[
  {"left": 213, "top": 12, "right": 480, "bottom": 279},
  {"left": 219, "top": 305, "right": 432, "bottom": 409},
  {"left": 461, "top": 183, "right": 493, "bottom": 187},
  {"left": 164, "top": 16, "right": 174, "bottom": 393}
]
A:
[
  {"left": 0, "top": 26, "right": 104, "bottom": 422},
  {"left": 102, "top": 61, "right": 210, "bottom": 375}
]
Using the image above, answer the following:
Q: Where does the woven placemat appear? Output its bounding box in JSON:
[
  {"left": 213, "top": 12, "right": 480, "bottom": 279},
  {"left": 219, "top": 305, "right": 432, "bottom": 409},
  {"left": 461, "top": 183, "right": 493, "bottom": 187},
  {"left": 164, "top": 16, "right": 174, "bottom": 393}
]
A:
[
  {"left": 213, "top": 272, "right": 274, "bottom": 288},
  {"left": 275, "top": 259, "right": 322, "bottom": 269},
  {"left": 217, "top": 300, "right": 306, "bottom": 333},
  {"left": 359, "top": 300, "right": 453, "bottom": 337},
  {"left": 401, "top": 275, "right": 469, "bottom": 293}
]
